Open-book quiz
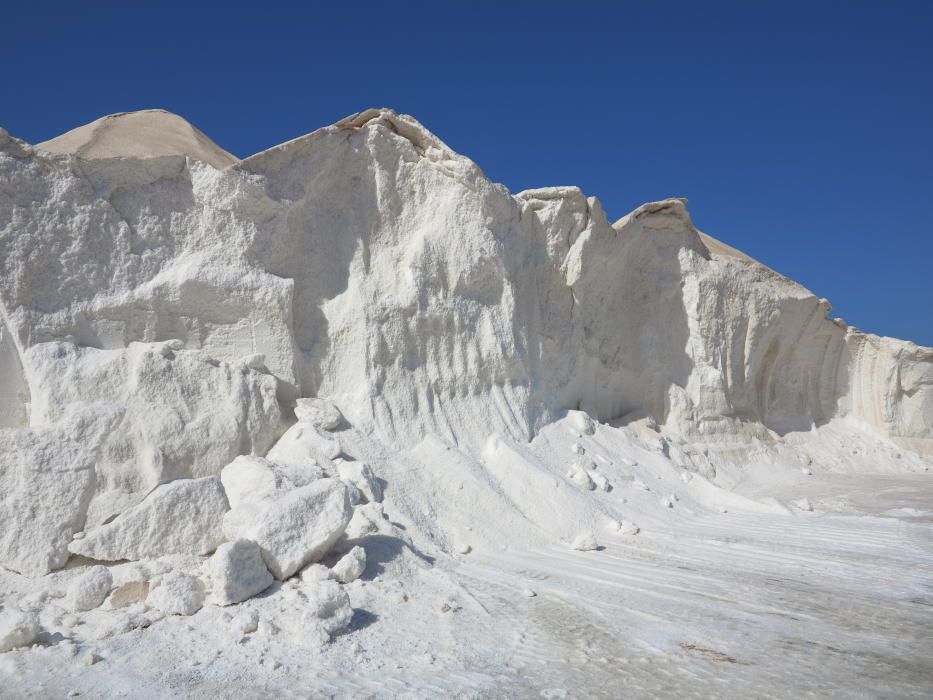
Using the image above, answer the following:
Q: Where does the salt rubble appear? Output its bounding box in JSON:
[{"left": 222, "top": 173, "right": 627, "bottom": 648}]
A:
[{"left": 0, "top": 610, "right": 40, "bottom": 652}]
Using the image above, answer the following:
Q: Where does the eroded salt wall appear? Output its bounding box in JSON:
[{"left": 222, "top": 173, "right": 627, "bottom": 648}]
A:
[{"left": 0, "top": 109, "right": 930, "bottom": 478}]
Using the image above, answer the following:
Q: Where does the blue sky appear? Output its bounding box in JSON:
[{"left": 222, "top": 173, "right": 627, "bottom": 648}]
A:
[{"left": 4, "top": 1, "right": 931, "bottom": 345}]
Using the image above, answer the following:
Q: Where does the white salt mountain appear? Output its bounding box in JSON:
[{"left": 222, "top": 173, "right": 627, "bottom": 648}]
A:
[
  {"left": 0, "top": 109, "right": 930, "bottom": 695},
  {"left": 1, "top": 108, "right": 929, "bottom": 470}
]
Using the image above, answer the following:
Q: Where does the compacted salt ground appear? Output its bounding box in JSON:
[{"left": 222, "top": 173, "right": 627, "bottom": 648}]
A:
[{"left": 3, "top": 471, "right": 931, "bottom": 699}]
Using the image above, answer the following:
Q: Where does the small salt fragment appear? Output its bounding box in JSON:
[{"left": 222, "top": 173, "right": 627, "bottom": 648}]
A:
[
  {"left": 147, "top": 571, "right": 205, "bottom": 616},
  {"left": 332, "top": 545, "right": 367, "bottom": 583},
  {"left": 571, "top": 533, "right": 598, "bottom": 551},
  {"left": 567, "top": 466, "right": 595, "bottom": 491},
  {"left": 337, "top": 461, "right": 383, "bottom": 503},
  {"left": 258, "top": 620, "right": 279, "bottom": 637},
  {"left": 209, "top": 539, "right": 274, "bottom": 606},
  {"left": 567, "top": 410, "right": 595, "bottom": 435},
  {"left": 294, "top": 398, "right": 345, "bottom": 431},
  {"left": 230, "top": 608, "right": 259, "bottom": 636},
  {"left": 302, "top": 580, "right": 353, "bottom": 637},
  {"left": 0, "top": 610, "right": 40, "bottom": 652},
  {"left": 66, "top": 566, "right": 113, "bottom": 612},
  {"left": 300, "top": 563, "right": 335, "bottom": 583}
]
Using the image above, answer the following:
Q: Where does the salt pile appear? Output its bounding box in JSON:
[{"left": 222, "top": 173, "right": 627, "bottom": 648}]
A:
[{"left": 0, "top": 109, "right": 930, "bottom": 696}]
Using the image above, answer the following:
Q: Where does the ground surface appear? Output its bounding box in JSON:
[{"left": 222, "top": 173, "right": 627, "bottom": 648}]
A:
[{"left": 3, "top": 473, "right": 930, "bottom": 699}]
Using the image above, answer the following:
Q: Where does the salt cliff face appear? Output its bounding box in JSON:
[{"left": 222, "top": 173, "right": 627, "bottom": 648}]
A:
[{"left": 0, "top": 109, "right": 930, "bottom": 572}]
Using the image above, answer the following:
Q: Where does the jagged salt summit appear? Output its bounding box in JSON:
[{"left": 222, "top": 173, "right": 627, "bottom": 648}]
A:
[{"left": 0, "top": 108, "right": 930, "bottom": 650}]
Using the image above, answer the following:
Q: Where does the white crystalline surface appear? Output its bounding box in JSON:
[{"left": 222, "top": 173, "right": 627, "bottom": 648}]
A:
[
  {"left": 147, "top": 570, "right": 206, "bottom": 616},
  {"left": 65, "top": 565, "right": 113, "bottom": 612},
  {"left": 222, "top": 479, "right": 352, "bottom": 580},
  {"left": 0, "top": 109, "right": 931, "bottom": 698},
  {"left": 68, "top": 476, "right": 229, "bottom": 561},
  {"left": 209, "top": 539, "right": 274, "bottom": 606}
]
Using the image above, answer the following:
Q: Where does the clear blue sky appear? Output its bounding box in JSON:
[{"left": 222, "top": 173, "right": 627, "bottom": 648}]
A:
[{"left": 3, "top": 1, "right": 931, "bottom": 345}]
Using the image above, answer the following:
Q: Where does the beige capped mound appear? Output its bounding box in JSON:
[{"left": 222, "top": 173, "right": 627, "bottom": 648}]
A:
[
  {"left": 697, "top": 231, "right": 757, "bottom": 263},
  {"left": 36, "top": 109, "right": 238, "bottom": 169}
]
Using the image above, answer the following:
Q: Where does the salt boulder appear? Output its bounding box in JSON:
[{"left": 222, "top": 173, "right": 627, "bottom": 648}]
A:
[
  {"left": 69, "top": 477, "right": 229, "bottom": 561},
  {"left": 209, "top": 539, "right": 274, "bottom": 606},
  {"left": 332, "top": 546, "right": 367, "bottom": 584},
  {"left": 0, "top": 610, "right": 40, "bottom": 652},
  {"left": 223, "top": 479, "right": 352, "bottom": 580},
  {"left": 266, "top": 424, "right": 343, "bottom": 469},
  {"left": 27, "top": 341, "right": 286, "bottom": 499},
  {"left": 294, "top": 398, "right": 345, "bottom": 431},
  {"left": 337, "top": 461, "right": 383, "bottom": 503},
  {"left": 148, "top": 571, "right": 205, "bottom": 616},
  {"left": 0, "top": 404, "right": 122, "bottom": 575},
  {"left": 220, "top": 456, "right": 322, "bottom": 509},
  {"left": 66, "top": 565, "right": 113, "bottom": 612}
]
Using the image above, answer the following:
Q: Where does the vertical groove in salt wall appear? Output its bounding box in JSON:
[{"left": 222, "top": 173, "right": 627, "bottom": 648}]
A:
[{"left": 0, "top": 307, "right": 28, "bottom": 428}]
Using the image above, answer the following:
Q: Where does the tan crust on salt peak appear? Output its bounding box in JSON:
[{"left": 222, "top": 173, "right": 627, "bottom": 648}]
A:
[{"left": 36, "top": 109, "right": 238, "bottom": 170}]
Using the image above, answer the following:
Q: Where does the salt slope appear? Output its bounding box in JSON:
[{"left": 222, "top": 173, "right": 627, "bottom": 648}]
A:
[{"left": 0, "top": 108, "right": 930, "bottom": 538}]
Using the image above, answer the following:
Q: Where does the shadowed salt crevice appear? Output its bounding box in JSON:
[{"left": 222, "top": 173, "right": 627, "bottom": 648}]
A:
[{"left": 0, "top": 306, "right": 29, "bottom": 428}]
